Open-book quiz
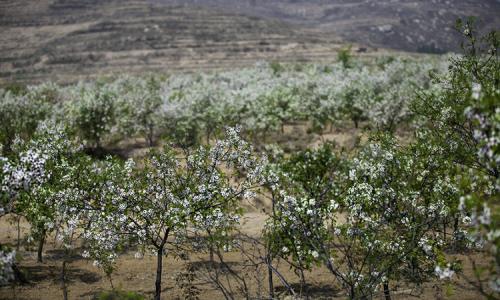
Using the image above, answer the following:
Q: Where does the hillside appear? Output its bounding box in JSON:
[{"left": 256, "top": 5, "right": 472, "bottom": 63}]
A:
[
  {"left": 1, "top": 0, "right": 498, "bottom": 84},
  {"left": 0, "top": 0, "right": 342, "bottom": 84},
  {"left": 160, "top": 0, "right": 500, "bottom": 53}
]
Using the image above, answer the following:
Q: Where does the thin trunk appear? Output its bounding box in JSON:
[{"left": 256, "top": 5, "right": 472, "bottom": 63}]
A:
[
  {"left": 148, "top": 125, "right": 155, "bottom": 147},
  {"left": 107, "top": 273, "right": 115, "bottom": 290},
  {"left": 16, "top": 217, "right": 20, "bottom": 251},
  {"left": 37, "top": 232, "right": 46, "bottom": 263},
  {"left": 61, "top": 260, "right": 68, "bottom": 300},
  {"left": 443, "top": 221, "right": 447, "bottom": 241},
  {"left": 11, "top": 284, "right": 17, "bottom": 300},
  {"left": 268, "top": 193, "right": 276, "bottom": 299},
  {"left": 209, "top": 246, "right": 221, "bottom": 296},
  {"left": 299, "top": 269, "right": 306, "bottom": 297},
  {"left": 452, "top": 216, "right": 460, "bottom": 251},
  {"left": 206, "top": 129, "right": 211, "bottom": 145},
  {"left": 155, "top": 246, "right": 164, "bottom": 300},
  {"left": 383, "top": 282, "right": 391, "bottom": 300},
  {"left": 267, "top": 263, "right": 296, "bottom": 297},
  {"left": 155, "top": 228, "right": 170, "bottom": 300},
  {"left": 267, "top": 253, "right": 274, "bottom": 299}
]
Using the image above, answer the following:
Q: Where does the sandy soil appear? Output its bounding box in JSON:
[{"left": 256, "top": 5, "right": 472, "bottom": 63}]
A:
[{"left": 0, "top": 213, "right": 492, "bottom": 300}]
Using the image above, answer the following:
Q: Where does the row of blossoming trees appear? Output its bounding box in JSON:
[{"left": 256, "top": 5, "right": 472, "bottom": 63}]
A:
[
  {"left": 0, "top": 20, "right": 498, "bottom": 299},
  {"left": 0, "top": 51, "right": 446, "bottom": 152}
]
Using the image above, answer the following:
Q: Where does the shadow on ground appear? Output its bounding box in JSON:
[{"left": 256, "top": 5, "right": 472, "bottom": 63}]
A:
[
  {"left": 21, "top": 264, "right": 101, "bottom": 285},
  {"left": 275, "top": 282, "right": 343, "bottom": 298}
]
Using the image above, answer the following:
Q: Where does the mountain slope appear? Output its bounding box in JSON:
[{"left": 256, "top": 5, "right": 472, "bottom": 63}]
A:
[
  {"left": 0, "top": 0, "right": 342, "bottom": 84},
  {"left": 1, "top": 0, "right": 498, "bottom": 84},
  {"left": 154, "top": 0, "right": 500, "bottom": 53}
]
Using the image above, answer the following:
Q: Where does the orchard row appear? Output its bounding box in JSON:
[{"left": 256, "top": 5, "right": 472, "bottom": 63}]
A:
[{"left": 1, "top": 55, "right": 446, "bottom": 151}]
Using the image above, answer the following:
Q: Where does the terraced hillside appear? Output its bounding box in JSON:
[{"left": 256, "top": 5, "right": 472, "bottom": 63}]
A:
[
  {"left": 161, "top": 0, "right": 500, "bottom": 53},
  {"left": 0, "top": 0, "right": 343, "bottom": 84},
  {"left": 2, "top": 0, "right": 498, "bottom": 84}
]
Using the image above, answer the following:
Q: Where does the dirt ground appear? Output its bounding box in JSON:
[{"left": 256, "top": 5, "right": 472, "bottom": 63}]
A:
[{"left": 0, "top": 212, "right": 492, "bottom": 300}]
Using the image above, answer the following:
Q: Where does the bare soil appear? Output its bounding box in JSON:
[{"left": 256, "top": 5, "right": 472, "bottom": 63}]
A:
[{"left": 0, "top": 212, "right": 493, "bottom": 300}]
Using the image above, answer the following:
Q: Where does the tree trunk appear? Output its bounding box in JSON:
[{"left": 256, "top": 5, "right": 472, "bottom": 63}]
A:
[
  {"left": 16, "top": 217, "right": 20, "bottom": 251},
  {"left": 61, "top": 260, "right": 68, "bottom": 300},
  {"left": 350, "top": 285, "right": 356, "bottom": 300},
  {"left": 206, "top": 128, "right": 211, "bottom": 145},
  {"left": 155, "top": 228, "right": 170, "bottom": 300},
  {"left": 443, "top": 221, "right": 447, "bottom": 241},
  {"left": 148, "top": 125, "right": 155, "bottom": 147},
  {"left": 107, "top": 273, "right": 115, "bottom": 290},
  {"left": 267, "top": 253, "right": 274, "bottom": 299},
  {"left": 383, "top": 282, "right": 391, "bottom": 300},
  {"left": 452, "top": 216, "right": 460, "bottom": 250},
  {"left": 209, "top": 246, "right": 221, "bottom": 294},
  {"left": 37, "top": 231, "right": 46, "bottom": 263},
  {"left": 155, "top": 247, "right": 164, "bottom": 300},
  {"left": 299, "top": 269, "right": 306, "bottom": 297},
  {"left": 268, "top": 194, "right": 276, "bottom": 299}
]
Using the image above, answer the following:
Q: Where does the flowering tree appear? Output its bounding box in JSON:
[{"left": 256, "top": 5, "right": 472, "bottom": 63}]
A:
[
  {"left": 0, "top": 248, "right": 15, "bottom": 285},
  {"left": 0, "top": 90, "right": 50, "bottom": 153},
  {"left": 0, "top": 149, "right": 18, "bottom": 285},
  {"left": 114, "top": 76, "right": 163, "bottom": 146},
  {"left": 65, "top": 83, "right": 117, "bottom": 149},
  {"left": 0, "top": 122, "right": 79, "bottom": 286},
  {"left": 86, "top": 127, "right": 266, "bottom": 300},
  {"left": 262, "top": 142, "right": 343, "bottom": 296},
  {"left": 5, "top": 122, "right": 80, "bottom": 263},
  {"left": 413, "top": 19, "right": 499, "bottom": 296},
  {"left": 0, "top": 56, "right": 445, "bottom": 151},
  {"left": 266, "top": 136, "right": 459, "bottom": 299}
]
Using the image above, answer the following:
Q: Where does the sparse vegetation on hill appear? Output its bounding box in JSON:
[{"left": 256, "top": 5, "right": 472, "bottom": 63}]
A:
[
  {"left": 2, "top": 0, "right": 499, "bottom": 84},
  {"left": 0, "top": 0, "right": 341, "bottom": 84},
  {"left": 160, "top": 0, "right": 500, "bottom": 53}
]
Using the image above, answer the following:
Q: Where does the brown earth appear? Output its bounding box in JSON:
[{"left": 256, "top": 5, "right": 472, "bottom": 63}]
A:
[
  {"left": 4, "top": 0, "right": 498, "bottom": 85},
  {"left": 0, "top": 0, "right": 345, "bottom": 85},
  {"left": 0, "top": 213, "right": 493, "bottom": 300},
  {"left": 161, "top": 0, "right": 500, "bottom": 54}
]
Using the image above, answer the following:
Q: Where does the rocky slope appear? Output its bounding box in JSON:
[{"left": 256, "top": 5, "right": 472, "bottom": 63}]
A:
[
  {"left": 158, "top": 0, "right": 500, "bottom": 53},
  {"left": 0, "top": 0, "right": 342, "bottom": 84},
  {"left": 1, "top": 0, "right": 498, "bottom": 84}
]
